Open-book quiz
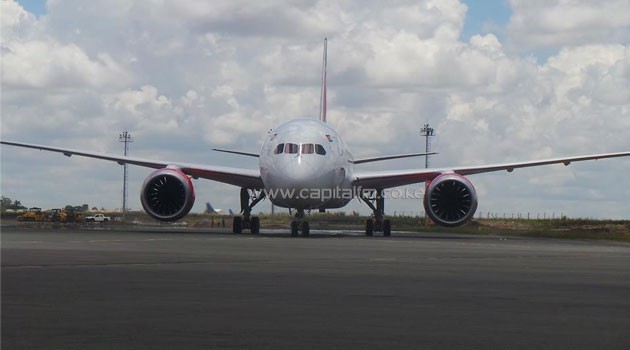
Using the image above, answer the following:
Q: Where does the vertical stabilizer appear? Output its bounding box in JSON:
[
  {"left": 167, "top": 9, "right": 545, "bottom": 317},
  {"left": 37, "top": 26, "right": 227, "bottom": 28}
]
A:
[{"left": 319, "top": 38, "right": 327, "bottom": 123}]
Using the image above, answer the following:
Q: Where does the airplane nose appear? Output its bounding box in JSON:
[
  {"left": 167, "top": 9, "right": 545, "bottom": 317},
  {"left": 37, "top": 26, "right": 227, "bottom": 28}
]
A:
[{"left": 281, "top": 157, "right": 322, "bottom": 188}]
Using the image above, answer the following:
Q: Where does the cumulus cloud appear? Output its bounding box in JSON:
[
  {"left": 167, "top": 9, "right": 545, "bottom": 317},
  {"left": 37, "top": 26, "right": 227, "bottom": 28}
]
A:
[
  {"left": 507, "top": 0, "right": 630, "bottom": 51},
  {"left": 2, "top": 41, "right": 132, "bottom": 88},
  {"left": 1, "top": 0, "right": 628, "bottom": 218}
]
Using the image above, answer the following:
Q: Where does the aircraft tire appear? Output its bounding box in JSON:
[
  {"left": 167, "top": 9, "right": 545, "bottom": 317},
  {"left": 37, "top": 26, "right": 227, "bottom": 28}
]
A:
[
  {"left": 365, "top": 219, "right": 374, "bottom": 236},
  {"left": 383, "top": 219, "right": 391, "bottom": 237},
  {"left": 251, "top": 217, "right": 260, "bottom": 234},
  {"left": 290, "top": 221, "right": 299, "bottom": 237},
  {"left": 233, "top": 216, "right": 243, "bottom": 234},
  {"left": 301, "top": 222, "right": 310, "bottom": 237}
]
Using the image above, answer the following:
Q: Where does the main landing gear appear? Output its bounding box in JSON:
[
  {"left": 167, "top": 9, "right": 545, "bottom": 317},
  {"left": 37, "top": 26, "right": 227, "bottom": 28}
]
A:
[
  {"left": 290, "top": 209, "right": 310, "bottom": 237},
  {"left": 360, "top": 189, "right": 391, "bottom": 237},
  {"left": 232, "top": 188, "right": 265, "bottom": 234}
]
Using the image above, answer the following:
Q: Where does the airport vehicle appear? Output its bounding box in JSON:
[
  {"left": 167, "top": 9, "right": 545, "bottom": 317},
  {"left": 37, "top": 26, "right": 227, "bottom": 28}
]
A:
[
  {"left": 49, "top": 208, "right": 83, "bottom": 223},
  {"left": 17, "top": 207, "right": 48, "bottom": 222},
  {"left": 48, "top": 208, "right": 65, "bottom": 222},
  {"left": 85, "top": 214, "right": 111, "bottom": 223},
  {"left": 2, "top": 40, "right": 629, "bottom": 236}
]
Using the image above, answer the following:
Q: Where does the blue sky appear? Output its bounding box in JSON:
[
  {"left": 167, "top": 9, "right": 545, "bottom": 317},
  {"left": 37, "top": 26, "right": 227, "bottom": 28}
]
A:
[
  {"left": 461, "top": 0, "right": 511, "bottom": 41},
  {"left": 16, "top": 0, "right": 46, "bottom": 15}
]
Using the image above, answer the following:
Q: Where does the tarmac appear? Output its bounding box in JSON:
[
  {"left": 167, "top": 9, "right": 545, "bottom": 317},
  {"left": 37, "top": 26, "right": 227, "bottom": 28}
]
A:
[{"left": 2, "top": 225, "right": 630, "bottom": 349}]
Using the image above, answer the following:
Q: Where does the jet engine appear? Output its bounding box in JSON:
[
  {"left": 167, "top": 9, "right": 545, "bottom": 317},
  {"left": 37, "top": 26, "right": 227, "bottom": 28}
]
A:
[
  {"left": 140, "top": 167, "right": 195, "bottom": 221},
  {"left": 423, "top": 173, "right": 478, "bottom": 227}
]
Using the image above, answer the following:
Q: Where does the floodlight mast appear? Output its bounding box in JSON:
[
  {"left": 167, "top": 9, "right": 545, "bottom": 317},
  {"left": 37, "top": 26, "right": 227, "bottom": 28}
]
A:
[
  {"left": 420, "top": 124, "right": 434, "bottom": 168},
  {"left": 119, "top": 131, "right": 133, "bottom": 220}
]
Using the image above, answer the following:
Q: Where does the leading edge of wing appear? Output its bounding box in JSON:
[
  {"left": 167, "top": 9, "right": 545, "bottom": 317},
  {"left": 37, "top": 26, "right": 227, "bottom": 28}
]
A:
[
  {"left": 1, "top": 140, "right": 263, "bottom": 189},
  {"left": 353, "top": 151, "right": 630, "bottom": 189}
]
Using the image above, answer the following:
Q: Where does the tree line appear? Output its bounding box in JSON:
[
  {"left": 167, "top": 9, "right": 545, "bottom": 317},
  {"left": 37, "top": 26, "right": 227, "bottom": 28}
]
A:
[{"left": 1, "top": 196, "right": 90, "bottom": 213}]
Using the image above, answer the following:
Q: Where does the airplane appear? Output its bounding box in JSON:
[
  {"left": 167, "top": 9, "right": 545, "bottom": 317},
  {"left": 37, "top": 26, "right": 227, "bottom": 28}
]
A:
[
  {"left": 205, "top": 202, "right": 230, "bottom": 215},
  {"left": 2, "top": 39, "right": 629, "bottom": 237}
]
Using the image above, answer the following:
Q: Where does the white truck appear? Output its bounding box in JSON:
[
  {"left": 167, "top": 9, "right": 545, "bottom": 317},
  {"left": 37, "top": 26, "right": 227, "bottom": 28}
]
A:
[{"left": 85, "top": 213, "right": 111, "bottom": 223}]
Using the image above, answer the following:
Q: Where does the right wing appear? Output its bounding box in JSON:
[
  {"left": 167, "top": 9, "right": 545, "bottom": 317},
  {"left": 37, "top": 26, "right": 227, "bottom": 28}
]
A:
[
  {"left": 353, "top": 151, "right": 630, "bottom": 189},
  {"left": 0, "top": 140, "right": 264, "bottom": 189}
]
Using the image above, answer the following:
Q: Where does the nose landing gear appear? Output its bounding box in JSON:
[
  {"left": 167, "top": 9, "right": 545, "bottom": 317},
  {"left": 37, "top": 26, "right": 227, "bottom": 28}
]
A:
[{"left": 290, "top": 209, "right": 310, "bottom": 237}]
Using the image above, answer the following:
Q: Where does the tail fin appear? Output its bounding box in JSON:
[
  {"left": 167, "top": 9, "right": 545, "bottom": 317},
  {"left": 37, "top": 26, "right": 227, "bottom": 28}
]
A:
[
  {"left": 319, "top": 38, "right": 327, "bottom": 123},
  {"left": 205, "top": 202, "right": 216, "bottom": 214}
]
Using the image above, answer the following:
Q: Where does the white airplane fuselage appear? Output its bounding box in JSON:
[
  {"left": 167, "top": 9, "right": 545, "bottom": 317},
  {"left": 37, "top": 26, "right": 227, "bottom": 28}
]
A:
[{"left": 259, "top": 118, "right": 355, "bottom": 210}]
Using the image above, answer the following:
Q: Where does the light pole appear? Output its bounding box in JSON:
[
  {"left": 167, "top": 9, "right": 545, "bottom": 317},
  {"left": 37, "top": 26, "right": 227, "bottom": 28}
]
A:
[
  {"left": 420, "top": 124, "right": 434, "bottom": 168},
  {"left": 119, "top": 131, "right": 133, "bottom": 220}
]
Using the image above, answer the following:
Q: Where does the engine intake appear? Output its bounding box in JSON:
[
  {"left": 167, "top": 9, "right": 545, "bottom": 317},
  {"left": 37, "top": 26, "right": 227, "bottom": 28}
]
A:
[
  {"left": 140, "top": 167, "right": 195, "bottom": 221},
  {"left": 423, "top": 174, "right": 478, "bottom": 227}
]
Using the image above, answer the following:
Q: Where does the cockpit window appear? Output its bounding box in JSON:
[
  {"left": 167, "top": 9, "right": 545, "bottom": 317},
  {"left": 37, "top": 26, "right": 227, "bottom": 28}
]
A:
[
  {"left": 301, "top": 144, "right": 314, "bottom": 154},
  {"left": 315, "top": 144, "right": 326, "bottom": 155},
  {"left": 285, "top": 143, "right": 299, "bottom": 154},
  {"left": 274, "top": 143, "right": 326, "bottom": 156}
]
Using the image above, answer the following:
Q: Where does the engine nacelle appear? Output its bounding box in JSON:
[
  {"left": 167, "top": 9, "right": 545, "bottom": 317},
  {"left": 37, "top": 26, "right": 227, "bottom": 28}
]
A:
[
  {"left": 140, "top": 167, "right": 195, "bottom": 221},
  {"left": 423, "top": 173, "right": 478, "bottom": 227}
]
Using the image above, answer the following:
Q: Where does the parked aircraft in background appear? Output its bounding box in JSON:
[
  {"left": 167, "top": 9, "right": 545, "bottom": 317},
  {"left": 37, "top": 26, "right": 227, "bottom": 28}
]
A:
[
  {"left": 205, "top": 202, "right": 231, "bottom": 215},
  {"left": 2, "top": 39, "right": 629, "bottom": 236}
]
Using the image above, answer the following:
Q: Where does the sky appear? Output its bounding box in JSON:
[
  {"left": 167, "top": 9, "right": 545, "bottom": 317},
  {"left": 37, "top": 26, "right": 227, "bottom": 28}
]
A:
[{"left": 1, "top": 0, "right": 629, "bottom": 219}]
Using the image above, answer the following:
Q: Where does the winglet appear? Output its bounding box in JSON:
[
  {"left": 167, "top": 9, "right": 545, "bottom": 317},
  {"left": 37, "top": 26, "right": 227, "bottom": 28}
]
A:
[{"left": 319, "top": 38, "right": 327, "bottom": 123}]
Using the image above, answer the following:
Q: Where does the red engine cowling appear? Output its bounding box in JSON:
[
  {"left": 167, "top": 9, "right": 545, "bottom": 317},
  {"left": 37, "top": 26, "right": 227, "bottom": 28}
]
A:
[
  {"left": 423, "top": 173, "right": 478, "bottom": 227},
  {"left": 140, "top": 167, "right": 195, "bottom": 221}
]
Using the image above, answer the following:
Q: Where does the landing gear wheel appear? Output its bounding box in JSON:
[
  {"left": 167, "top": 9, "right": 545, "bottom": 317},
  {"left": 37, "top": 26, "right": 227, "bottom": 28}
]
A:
[
  {"left": 251, "top": 217, "right": 260, "bottom": 234},
  {"left": 365, "top": 219, "right": 374, "bottom": 237},
  {"left": 290, "top": 221, "right": 299, "bottom": 237},
  {"left": 232, "top": 216, "right": 243, "bottom": 234},
  {"left": 237, "top": 187, "right": 266, "bottom": 235},
  {"left": 383, "top": 219, "right": 391, "bottom": 237},
  {"left": 301, "top": 222, "right": 310, "bottom": 237}
]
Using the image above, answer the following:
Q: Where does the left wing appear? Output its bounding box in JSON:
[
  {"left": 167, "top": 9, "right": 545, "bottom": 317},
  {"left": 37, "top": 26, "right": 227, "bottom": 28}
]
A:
[
  {"left": 0, "top": 140, "right": 264, "bottom": 189},
  {"left": 353, "top": 151, "right": 630, "bottom": 189}
]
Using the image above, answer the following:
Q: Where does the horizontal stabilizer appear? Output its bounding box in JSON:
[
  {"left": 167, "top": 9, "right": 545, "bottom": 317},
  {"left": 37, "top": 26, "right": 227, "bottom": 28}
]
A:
[
  {"left": 212, "top": 149, "right": 260, "bottom": 158},
  {"left": 352, "top": 152, "right": 437, "bottom": 164}
]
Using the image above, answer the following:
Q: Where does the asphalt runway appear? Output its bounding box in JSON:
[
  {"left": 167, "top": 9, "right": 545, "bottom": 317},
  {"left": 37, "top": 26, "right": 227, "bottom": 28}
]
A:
[{"left": 2, "top": 226, "right": 630, "bottom": 350}]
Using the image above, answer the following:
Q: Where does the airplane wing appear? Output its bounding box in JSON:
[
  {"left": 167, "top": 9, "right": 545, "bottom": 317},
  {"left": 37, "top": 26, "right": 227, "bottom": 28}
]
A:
[
  {"left": 353, "top": 151, "right": 630, "bottom": 189},
  {"left": 0, "top": 140, "right": 264, "bottom": 189}
]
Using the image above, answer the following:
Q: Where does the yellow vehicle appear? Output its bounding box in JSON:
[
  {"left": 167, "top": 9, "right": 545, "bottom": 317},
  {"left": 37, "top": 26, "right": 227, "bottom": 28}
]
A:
[
  {"left": 17, "top": 207, "right": 49, "bottom": 222},
  {"left": 49, "top": 208, "right": 83, "bottom": 223}
]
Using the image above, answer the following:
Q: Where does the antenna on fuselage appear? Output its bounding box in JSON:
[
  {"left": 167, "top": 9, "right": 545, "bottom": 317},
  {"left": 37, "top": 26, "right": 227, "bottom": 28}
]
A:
[{"left": 319, "top": 38, "right": 327, "bottom": 123}]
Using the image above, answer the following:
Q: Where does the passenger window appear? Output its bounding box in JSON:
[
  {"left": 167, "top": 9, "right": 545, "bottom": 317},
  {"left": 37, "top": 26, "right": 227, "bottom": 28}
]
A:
[
  {"left": 301, "top": 144, "right": 314, "bottom": 154},
  {"left": 315, "top": 144, "right": 326, "bottom": 155},
  {"left": 274, "top": 144, "right": 284, "bottom": 154},
  {"left": 285, "top": 143, "right": 299, "bottom": 154}
]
